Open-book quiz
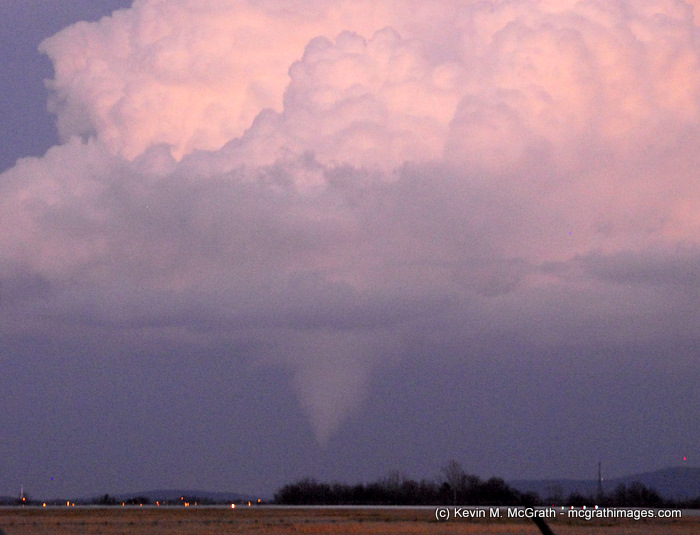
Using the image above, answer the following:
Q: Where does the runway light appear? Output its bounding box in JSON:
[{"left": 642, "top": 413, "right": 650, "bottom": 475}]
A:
[{"left": 231, "top": 504, "right": 235, "bottom": 509}]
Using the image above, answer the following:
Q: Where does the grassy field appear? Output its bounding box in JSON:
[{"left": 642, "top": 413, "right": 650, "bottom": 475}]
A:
[{"left": 0, "top": 506, "right": 697, "bottom": 535}]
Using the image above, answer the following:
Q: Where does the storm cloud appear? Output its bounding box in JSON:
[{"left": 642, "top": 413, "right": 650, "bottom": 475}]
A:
[{"left": 1, "top": 0, "right": 698, "bottom": 497}]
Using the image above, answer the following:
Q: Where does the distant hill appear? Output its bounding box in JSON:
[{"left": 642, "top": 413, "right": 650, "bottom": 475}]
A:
[
  {"left": 112, "top": 489, "right": 258, "bottom": 504},
  {"left": 510, "top": 466, "right": 700, "bottom": 501}
]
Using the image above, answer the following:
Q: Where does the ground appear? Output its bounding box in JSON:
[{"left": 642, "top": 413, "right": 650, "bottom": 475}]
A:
[{"left": 0, "top": 506, "right": 696, "bottom": 534}]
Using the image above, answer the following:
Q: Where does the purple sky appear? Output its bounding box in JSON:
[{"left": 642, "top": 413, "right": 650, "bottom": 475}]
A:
[{"left": 1, "top": 0, "right": 699, "bottom": 500}]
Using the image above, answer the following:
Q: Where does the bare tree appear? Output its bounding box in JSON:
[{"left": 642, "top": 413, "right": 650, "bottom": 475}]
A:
[{"left": 441, "top": 460, "right": 466, "bottom": 505}]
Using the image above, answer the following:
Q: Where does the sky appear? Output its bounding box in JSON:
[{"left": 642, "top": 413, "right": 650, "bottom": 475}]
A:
[{"left": 1, "top": 0, "right": 698, "bottom": 500}]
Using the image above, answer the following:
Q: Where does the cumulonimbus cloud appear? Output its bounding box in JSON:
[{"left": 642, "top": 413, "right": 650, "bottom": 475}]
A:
[{"left": 3, "top": 0, "right": 699, "bottom": 441}]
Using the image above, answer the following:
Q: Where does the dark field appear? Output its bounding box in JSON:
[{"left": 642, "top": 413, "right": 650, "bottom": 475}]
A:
[{"left": 0, "top": 506, "right": 697, "bottom": 535}]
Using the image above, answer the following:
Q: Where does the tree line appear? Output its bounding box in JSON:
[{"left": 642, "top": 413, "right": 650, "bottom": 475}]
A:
[
  {"left": 274, "top": 461, "right": 700, "bottom": 508},
  {"left": 5, "top": 461, "right": 699, "bottom": 508}
]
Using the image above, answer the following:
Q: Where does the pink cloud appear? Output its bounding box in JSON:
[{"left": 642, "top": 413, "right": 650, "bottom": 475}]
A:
[{"left": 3, "top": 0, "right": 698, "bottom": 441}]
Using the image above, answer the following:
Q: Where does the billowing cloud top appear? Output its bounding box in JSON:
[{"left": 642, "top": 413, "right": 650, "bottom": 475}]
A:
[{"left": 4, "top": 0, "right": 700, "bottom": 444}]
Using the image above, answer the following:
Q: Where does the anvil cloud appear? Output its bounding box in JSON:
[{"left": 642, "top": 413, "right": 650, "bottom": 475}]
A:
[{"left": 1, "top": 0, "right": 698, "bottom": 498}]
